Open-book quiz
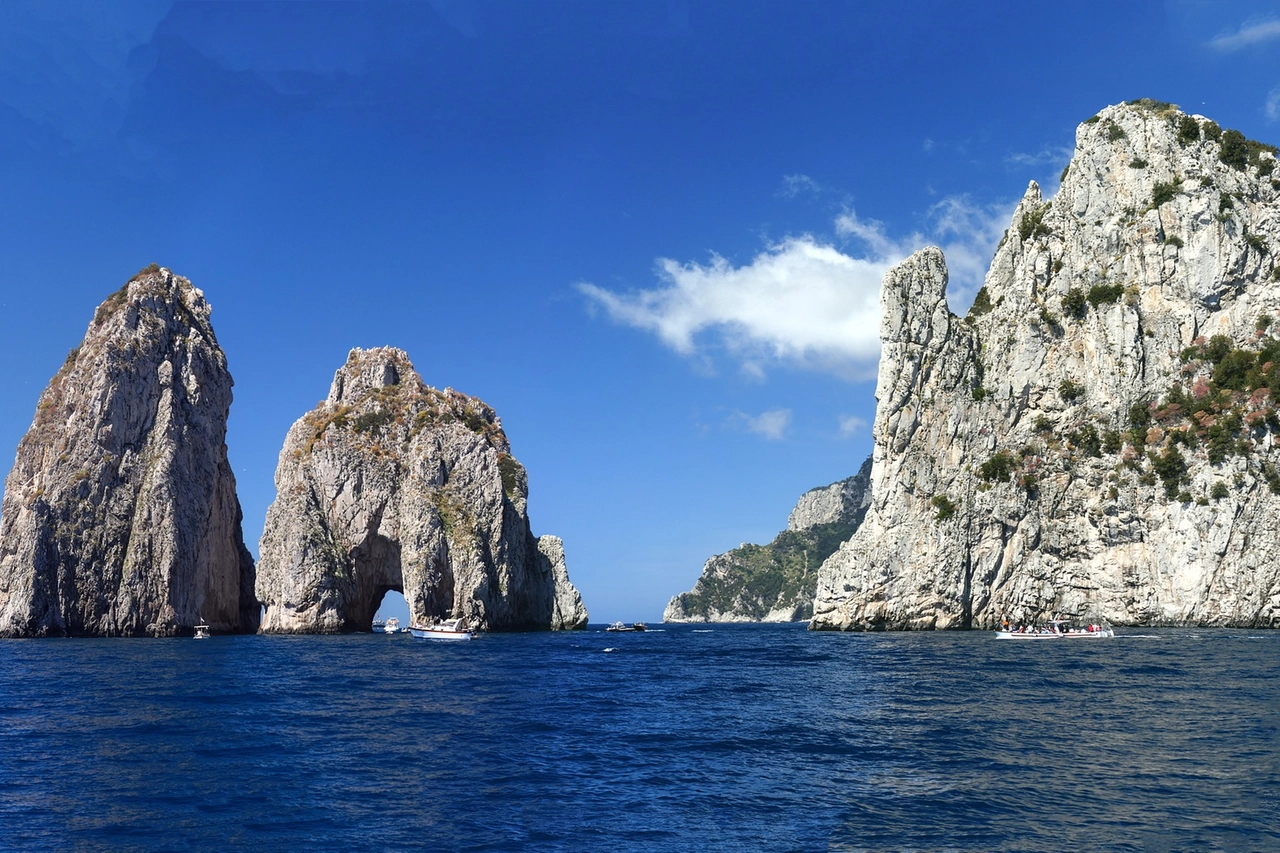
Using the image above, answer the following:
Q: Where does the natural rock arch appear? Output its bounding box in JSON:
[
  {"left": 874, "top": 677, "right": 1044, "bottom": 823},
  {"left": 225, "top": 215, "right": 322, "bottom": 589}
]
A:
[{"left": 255, "top": 347, "right": 588, "bottom": 633}]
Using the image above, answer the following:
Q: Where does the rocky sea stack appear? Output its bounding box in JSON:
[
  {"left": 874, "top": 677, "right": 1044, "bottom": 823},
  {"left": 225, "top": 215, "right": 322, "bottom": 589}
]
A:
[
  {"left": 664, "top": 457, "right": 871, "bottom": 622},
  {"left": 0, "top": 266, "right": 257, "bottom": 637},
  {"left": 813, "top": 100, "right": 1280, "bottom": 630},
  {"left": 255, "top": 347, "right": 588, "bottom": 633}
]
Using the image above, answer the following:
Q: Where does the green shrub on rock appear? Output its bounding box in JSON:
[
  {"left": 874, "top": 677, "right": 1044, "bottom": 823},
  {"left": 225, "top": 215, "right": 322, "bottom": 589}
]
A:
[
  {"left": 1220, "top": 129, "right": 1249, "bottom": 170},
  {"left": 1087, "top": 282, "right": 1124, "bottom": 307},
  {"left": 979, "top": 450, "right": 1019, "bottom": 483},
  {"left": 1062, "top": 288, "right": 1087, "bottom": 319},
  {"left": 1177, "top": 115, "right": 1201, "bottom": 145}
]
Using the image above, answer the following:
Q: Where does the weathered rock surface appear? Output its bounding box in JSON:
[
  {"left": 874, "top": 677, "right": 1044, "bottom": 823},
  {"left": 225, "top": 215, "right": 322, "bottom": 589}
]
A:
[
  {"left": 664, "top": 457, "right": 871, "bottom": 622},
  {"left": 812, "top": 101, "right": 1280, "bottom": 630},
  {"left": 0, "top": 266, "right": 257, "bottom": 637},
  {"left": 788, "top": 465, "right": 872, "bottom": 531},
  {"left": 255, "top": 347, "right": 588, "bottom": 633}
]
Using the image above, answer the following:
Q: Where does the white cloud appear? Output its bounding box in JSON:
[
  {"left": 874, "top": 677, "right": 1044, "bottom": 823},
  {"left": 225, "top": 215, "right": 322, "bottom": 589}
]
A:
[
  {"left": 578, "top": 236, "right": 887, "bottom": 379},
  {"left": 838, "top": 414, "right": 867, "bottom": 437},
  {"left": 738, "top": 408, "right": 792, "bottom": 440},
  {"left": 1267, "top": 86, "right": 1280, "bottom": 122},
  {"left": 1209, "top": 19, "right": 1280, "bottom": 51},
  {"left": 579, "top": 198, "right": 1013, "bottom": 380}
]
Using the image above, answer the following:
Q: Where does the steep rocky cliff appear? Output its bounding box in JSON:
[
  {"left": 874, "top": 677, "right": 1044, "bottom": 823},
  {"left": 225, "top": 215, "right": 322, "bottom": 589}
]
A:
[
  {"left": 813, "top": 101, "right": 1280, "bottom": 630},
  {"left": 665, "top": 457, "right": 871, "bottom": 622},
  {"left": 255, "top": 347, "right": 588, "bottom": 633},
  {"left": 0, "top": 266, "right": 257, "bottom": 637}
]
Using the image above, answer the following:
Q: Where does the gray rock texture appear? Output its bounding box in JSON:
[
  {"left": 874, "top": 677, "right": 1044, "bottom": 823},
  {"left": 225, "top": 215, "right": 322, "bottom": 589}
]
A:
[
  {"left": 0, "top": 266, "right": 257, "bottom": 637},
  {"left": 812, "top": 102, "right": 1280, "bottom": 630},
  {"left": 664, "top": 457, "right": 871, "bottom": 622},
  {"left": 255, "top": 347, "right": 588, "bottom": 633},
  {"left": 788, "top": 464, "right": 874, "bottom": 531}
]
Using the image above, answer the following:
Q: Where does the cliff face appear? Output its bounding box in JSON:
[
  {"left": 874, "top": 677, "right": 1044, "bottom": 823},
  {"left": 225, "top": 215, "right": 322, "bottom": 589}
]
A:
[
  {"left": 813, "top": 101, "right": 1280, "bottom": 630},
  {"left": 0, "top": 266, "right": 257, "bottom": 637},
  {"left": 664, "top": 457, "right": 871, "bottom": 622},
  {"left": 255, "top": 347, "right": 588, "bottom": 633}
]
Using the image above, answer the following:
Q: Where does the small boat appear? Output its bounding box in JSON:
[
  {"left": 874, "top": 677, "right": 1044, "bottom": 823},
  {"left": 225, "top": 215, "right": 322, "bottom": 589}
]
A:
[
  {"left": 409, "top": 617, "right": 475, "bottom": 641},
  {"left": 605, "top": 622, "right": 647, "bottom": 632},
  {"left": 996, "top": 619, "right": 1114, "bottom": 640},
  {"left": 373, "top": 617, "right": 401, "bottom": 634},
  {"left": 193, "top": 622, "right": 211, "bottom": 639}
]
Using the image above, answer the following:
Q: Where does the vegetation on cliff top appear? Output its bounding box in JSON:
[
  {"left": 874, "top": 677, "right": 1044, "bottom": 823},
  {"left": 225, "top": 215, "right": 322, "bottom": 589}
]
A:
[{"left": 670, "top": 520, "right": 858, "bottom": 621}]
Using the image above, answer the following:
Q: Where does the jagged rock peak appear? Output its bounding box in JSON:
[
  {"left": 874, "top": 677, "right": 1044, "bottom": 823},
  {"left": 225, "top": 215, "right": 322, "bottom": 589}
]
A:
[
  {"left": 665, "top": 456, "right": 872, "bottom": 623},
  {"left": 0, "top": 264, "right": 257, "bottom": 637},
  {"left": 256, "top": 347, "right": 588, "bottom": 633},
  {"left": 788, "top": 458, "right": 874, "bottom": 531},
  {"left": 812, "top": 102, "right": 1280, "bottom": 631}
]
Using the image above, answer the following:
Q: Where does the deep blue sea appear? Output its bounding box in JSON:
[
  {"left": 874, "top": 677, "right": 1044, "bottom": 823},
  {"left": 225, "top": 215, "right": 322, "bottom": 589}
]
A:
[{"left": 2, "top": 624, "right": 1277, "bottom": 852}]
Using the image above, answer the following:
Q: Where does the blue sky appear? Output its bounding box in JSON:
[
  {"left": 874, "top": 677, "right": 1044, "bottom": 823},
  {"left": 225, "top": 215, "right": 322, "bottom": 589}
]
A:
[{"left": 2, "top": 1, "right": 1279, "bottom": 623}]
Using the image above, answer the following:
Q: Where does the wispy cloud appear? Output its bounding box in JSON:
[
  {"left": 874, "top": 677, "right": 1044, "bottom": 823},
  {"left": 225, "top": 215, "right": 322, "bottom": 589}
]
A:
[
  {"left": 579, "top": 197, "right": 1013, "bottom": 380},
  {"left": 838, "top": 414, "right": 867, "bottom": 437},
  {"left": 1006, "top": 146, "right": 1074, "bottom": 170},
  {"left": 1208, "top": 19, "right": 1280, "bottom": 51},
  {"left": 736, "top": 408, "right": 792, "bottom": 440},
  {"left": 778, "top": 174, "right": 821, "bottom": 198},
  {"left": 1267, "top": 86, "right": 1280, "bottom": 122}
]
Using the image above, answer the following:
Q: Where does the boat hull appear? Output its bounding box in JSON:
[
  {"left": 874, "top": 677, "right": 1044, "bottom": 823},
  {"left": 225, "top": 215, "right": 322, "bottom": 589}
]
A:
[{"left": 409, "top": 629, "right": 473, "bottom": 641}]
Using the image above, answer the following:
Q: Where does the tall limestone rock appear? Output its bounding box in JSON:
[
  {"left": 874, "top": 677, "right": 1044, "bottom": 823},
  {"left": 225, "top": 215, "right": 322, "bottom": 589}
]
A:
[
  {"left": 664, "top": 457, "right": 871, "bottom": 622},
  {"left": 255, "top": 347, "right": 588, "bottom": 633},
  {"left": 0, "top": 266, "right": 258, "bottom": 637},
  {"left": 812, "top": 101, "right": 1280, "bottom": 630}
]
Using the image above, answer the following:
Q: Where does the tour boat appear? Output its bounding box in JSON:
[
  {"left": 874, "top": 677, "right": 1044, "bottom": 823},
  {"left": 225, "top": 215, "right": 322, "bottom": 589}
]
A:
[
  {"left": 995, "top": 619, "right": 1114, "bottom": 639},
  {"left": 409, "top": 617, "right": 475, "bottom": 641},
  {"left": 193, "top": 622, "right": 211, "bottom": 639},
  {"left": 373, "top": 617, "right": 400, "bottom": 634},
  {"left": 605, "top": 622, "right": 647, "bottom": 632}
]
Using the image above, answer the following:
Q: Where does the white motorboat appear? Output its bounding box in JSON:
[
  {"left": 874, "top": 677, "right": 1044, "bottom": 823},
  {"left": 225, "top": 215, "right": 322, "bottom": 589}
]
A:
[
  {"left": 605, "top": 622, "right": 647, "bottom": 632},
  {"left": 996, "top": 619, "right": 1114, "bottom": 639},
  {"left": 409, "top": 617, "right": 475, "bottom": 641},
  {"left": 373, "top": 617, "right": 400, "bottom": 634},
  {"left": 193, "top": 622, "right": 211, "bottom": 639}
]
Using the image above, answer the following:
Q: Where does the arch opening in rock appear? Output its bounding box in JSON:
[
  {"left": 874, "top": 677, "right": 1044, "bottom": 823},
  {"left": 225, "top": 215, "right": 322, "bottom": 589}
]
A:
[
  {"left": 373, "top": 589, "right": 410, "bottom": 628},
  {"left": 349, "top": 531, "right": 403, "bottom": 631}
]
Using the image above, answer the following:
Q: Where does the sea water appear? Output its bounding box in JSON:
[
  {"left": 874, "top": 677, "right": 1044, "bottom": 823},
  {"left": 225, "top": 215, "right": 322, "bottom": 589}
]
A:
[{"left": 1, "top": 624, "right": 1277, "bottom": 851}]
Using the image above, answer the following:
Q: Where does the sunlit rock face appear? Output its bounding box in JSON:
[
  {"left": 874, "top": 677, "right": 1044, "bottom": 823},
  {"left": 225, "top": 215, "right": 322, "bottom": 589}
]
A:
[
  {"left": 255, "top": 347, "right": 588, "bottom": 633},
  {"left": 0, "top": 266, "right": 258, "bottom": 637},
  {"left": 664, "top": 457, "right": 872, "bottom": 623},
  {"left": 813, "top": 101, "right": 1280, "bottom": 630}
]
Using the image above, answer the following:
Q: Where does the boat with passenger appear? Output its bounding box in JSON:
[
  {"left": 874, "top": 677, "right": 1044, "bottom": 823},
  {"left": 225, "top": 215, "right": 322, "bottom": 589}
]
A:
[
  {"left": 605, "top": 622, "right": 647, "bottom": 632},
  {"left": 193, "top": 621, "right": 211, "bottom": 639},
  {"left": 995, "top": 618, "right": 1114, "bottom": 639},
  {"left": 409, "top": 617, "right": 475, "bottom": 641},
  {"left": 373, "top": 617, "right": 401, "bottom": 634}
]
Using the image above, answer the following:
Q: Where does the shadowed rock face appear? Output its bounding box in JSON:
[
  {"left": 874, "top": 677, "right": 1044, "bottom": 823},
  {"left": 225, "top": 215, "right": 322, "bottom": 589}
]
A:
[
  {"left": 812, "top": 102, "right": 1280, "bottom": 631},
  {"left": 0, "top": 266, "right": 258, "bottom": 637},
  {"left": 255, "top": 347, "right": 588, "bottom": 633}
]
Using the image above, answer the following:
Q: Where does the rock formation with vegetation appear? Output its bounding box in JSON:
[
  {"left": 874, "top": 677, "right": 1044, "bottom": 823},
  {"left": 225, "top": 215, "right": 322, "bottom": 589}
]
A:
[
  {"left": 0, "top": 266, "right": 258, "bottom": 637},
  {"left": 665, "top": 457, "right": 871, "bottom": 622},
  {"left": 255, "top": 347, "right": 588, "bottom": 633},
  {"left": 813, "top": 101, "right": 1280, "bottom": 630}
]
